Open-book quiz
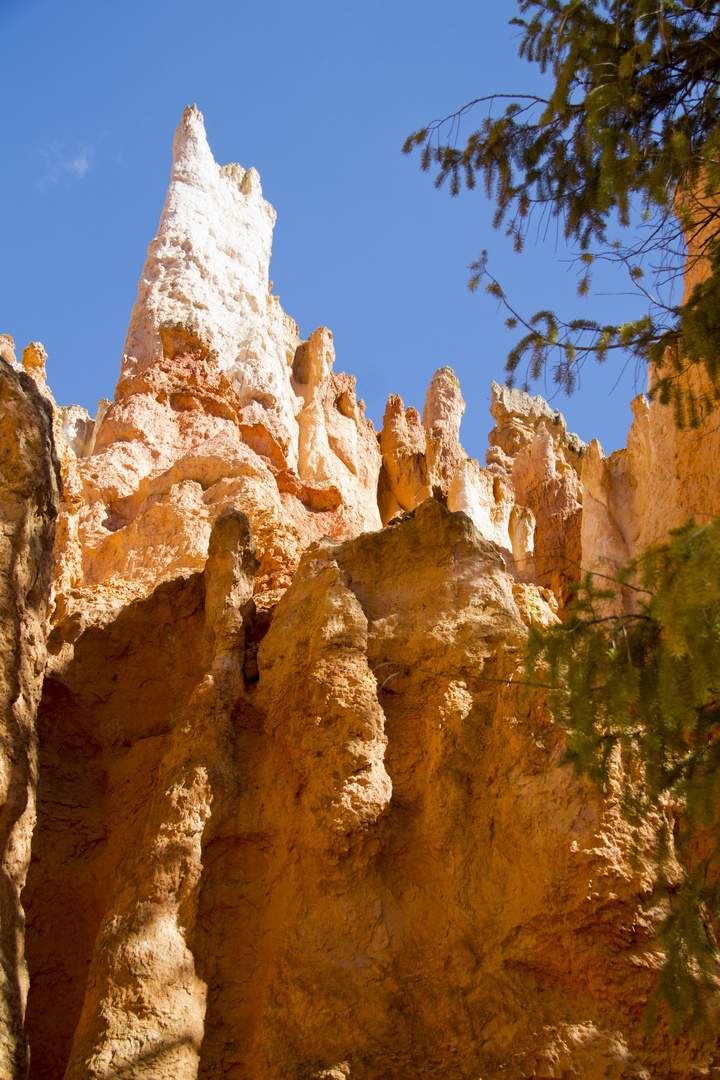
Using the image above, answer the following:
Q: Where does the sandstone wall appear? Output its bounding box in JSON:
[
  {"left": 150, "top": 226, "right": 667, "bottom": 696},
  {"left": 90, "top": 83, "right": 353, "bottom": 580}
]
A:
[
  {"left": 6, "top": 106, "right": 720, "bottom": 1080},
  {"left": 23, "top": 500, "right": 707, "bottom": 1079},
  {"left": 0, "top": 353, "right": 60, "bottom": 1080},
  {"left": 35, "top": 106, "right": 588, "bottom": 643},
  {"left": 377, "top": 371, "right": 562, "bottom": 601},
  {"left": 581, "top": 382, "right": 720, "bottom": 588},
  {"left": 581, "top": 185, "right": 720, "bottom": 585}
]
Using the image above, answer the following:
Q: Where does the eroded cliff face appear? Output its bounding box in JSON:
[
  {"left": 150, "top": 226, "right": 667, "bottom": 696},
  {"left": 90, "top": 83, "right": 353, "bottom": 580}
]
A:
[
  {"left": 485, "top": 382, "right": 585, "bottom": 607},
  {"left": 42, "top": 107, "right": 575, "bottom": 658},
  {"left": 580, "top": 381, "right": 720, "bottom": 589},
  {"left": 3, "top": 106, "right": 720, "bottom": 1080},
  {"left": 0, "top": 350, "right": 60, "bottom": 1080},
  {"left": 47, "top": 105, "right": 381, "bottom": 640},
  {"left": 24, "top": 501, "right": 695, "bottom": 1080},
  {"left": 580, "top": 187, "right": 720, "bottom": 586},
  {"left": 377, "top": 370, "right": 573, "bottom": 604}
]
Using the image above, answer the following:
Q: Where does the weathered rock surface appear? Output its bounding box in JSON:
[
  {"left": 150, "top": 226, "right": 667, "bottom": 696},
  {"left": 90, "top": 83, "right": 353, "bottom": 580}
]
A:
[
  {"left": 59, "top": 509, "right": 257, "bottom": 1080},
  {"left": 378, "top": 366, "right": 468, "bottom": 515},
  {"left": 378, "top": 370, "right": 554, "bottom": 590},
  {"left": 22, "top": 500, "right": 710, "bottom": 1079},
  {"left": 0, "top": 356, "right": 60, "bottom": 1080},
  {"left": 486, "top": 382, "right": 585, "bottom": 607},
  {"left": 45, "top": 103, "right": 584, "bottom": 638},
  {"left": 48, "top": 105, "right": 381, "bottom": 638},
  {"left": 581, "top": 186, "right": 720, "bottom": 588},
  {"left": 120, "top": 104, "right": 294, "bottom": 454},
  {"left": 6, "top": 108, "right": 720, "bottom": 1080},
  {"left": 581, "top": 378, "right": 720, "bottom": 588}
]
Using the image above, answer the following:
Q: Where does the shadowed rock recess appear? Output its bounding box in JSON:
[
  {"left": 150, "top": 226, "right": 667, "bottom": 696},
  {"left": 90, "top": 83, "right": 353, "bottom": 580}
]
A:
[{"left": 2, "top": 106, "right": 720, "bottom": 1078}]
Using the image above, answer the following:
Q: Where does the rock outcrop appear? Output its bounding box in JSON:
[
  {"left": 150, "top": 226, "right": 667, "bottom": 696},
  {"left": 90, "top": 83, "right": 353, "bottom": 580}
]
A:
[
  {"left": 48, "top": 105, "right": 381, "bottom": 639},
  {"left": 0, "top": 351, "right": 60, "bottom": 1080},
  {"left": 486, "top": 382, "right": 585, "bottom": 606},
  {"left": 580, "top": 185, "right": 720, "bottom": 588},
  {"left": 378, "top": 370, "right": 560, "bottom": 593},
  {"left": 23, "top": 499, "right": 704, "bottom": 1079},
  {"left": 4, "top": 107, "right": 720, "bottom": 1080},
  {"left": 51, "top": 509, "right": 258, "bottom": 1080},
  {"left": 581, "top": 381, "right": 720, "bottom": 588},
  {"left": 41, "top": 106, "right": 586, "bottom": 637},
  {"left": 378, "top": 366, "right": 467, "bottom": 521}
]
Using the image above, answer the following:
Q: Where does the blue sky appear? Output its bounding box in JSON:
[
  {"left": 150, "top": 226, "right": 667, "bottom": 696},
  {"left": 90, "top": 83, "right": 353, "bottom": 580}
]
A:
[{"left": 2, "top": 0, "right": 651, "bottom": 459}]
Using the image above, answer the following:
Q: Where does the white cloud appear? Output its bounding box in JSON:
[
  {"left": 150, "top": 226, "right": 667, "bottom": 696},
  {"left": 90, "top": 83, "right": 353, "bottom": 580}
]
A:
[{"left": 37, "top": 142, "right": 93, "bottom": 188}]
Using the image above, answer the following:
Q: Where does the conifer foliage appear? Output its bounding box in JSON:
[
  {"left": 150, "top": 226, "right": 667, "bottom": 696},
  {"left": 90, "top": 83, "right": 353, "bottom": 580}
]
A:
[
  {"left": 404, "top": 0, "right": 720, "bottom": 423},
  {"left": 526, "top": 518, "right": 720, "bottom": 1030}
]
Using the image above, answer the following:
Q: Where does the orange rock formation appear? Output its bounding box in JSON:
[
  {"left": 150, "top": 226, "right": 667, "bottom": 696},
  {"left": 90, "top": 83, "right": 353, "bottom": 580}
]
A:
[
  {"left": 0, "top": 348, "right": 60, "bottom": 1079},
  {"left": 1, "top": 108, "right": 719, "bottom": 1079}
]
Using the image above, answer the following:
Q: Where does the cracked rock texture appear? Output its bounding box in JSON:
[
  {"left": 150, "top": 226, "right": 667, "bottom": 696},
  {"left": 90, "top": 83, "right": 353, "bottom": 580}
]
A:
[
  {"left": 3, "top": 108, "right": 720, "bottom": 1080},
  {"left": 0, "top": 353, "right": 60, "bottom": 1080}
]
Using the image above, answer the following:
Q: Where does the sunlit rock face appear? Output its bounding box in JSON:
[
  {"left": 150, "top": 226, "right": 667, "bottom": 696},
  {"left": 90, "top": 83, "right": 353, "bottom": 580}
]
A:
[
  {"left": 0, "top": 356, "right": 60, "bottom": 1080},
  {"left": 46, "top": 105, "right": 381, "bottom": 635},
  {"left": 582, "top": 381, "right": 720, "bottom": 591},
  {"left": 119, "top": 104, "right": 298, "bottom": 460},
  {"left": 44, "top": 99, "right": 588, "bottom": 639},
  {"left": 6, "top": 107, "right": 720, "bottom": 1080},
  {"left": 581, "top": 188, "right": 720, "bottom": 591},
  {"left": 485, "top": 382, "right": 585, "bottom": 609},
  {"left": 381, "top": 369, "right": 516, "bottom": 552},
  {"left": 378, "top": 370, "right": 580, "bottom": 606},
  {"left": 25, "top": 498, "right": 699, "bottom": 1080}
]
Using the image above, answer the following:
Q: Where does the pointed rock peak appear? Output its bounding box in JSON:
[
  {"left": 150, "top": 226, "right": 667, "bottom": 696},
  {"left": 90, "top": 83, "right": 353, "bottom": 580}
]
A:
[
  {"left": 22, "top": 341, "right": 48, "bottom": 383},
  {"left": 423, "top": 365, "right": 465, "bottom": 436},
  {"left": 240, "top": 166, "right": 262, "bottom": 198},
  {"left": 433, "top": 365, "right": 461, "bottom": 387},
  {"left": 631, "top": 392, "right": 650, "bottom": 420},
  {"left": 171, "top": 103, "right": 219, "bottom": 186},
  {"left": 379, "top": 394, "right": 426, "bottom": 457},
  {"left": 182, "top": 102, "right": 203, "bottom": 125},
  {"left": 0, "top": 334, "right": 16, "bottom": 366},
  {"left": 292, "top": 327, "right": 334, "bottom": 389}
]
